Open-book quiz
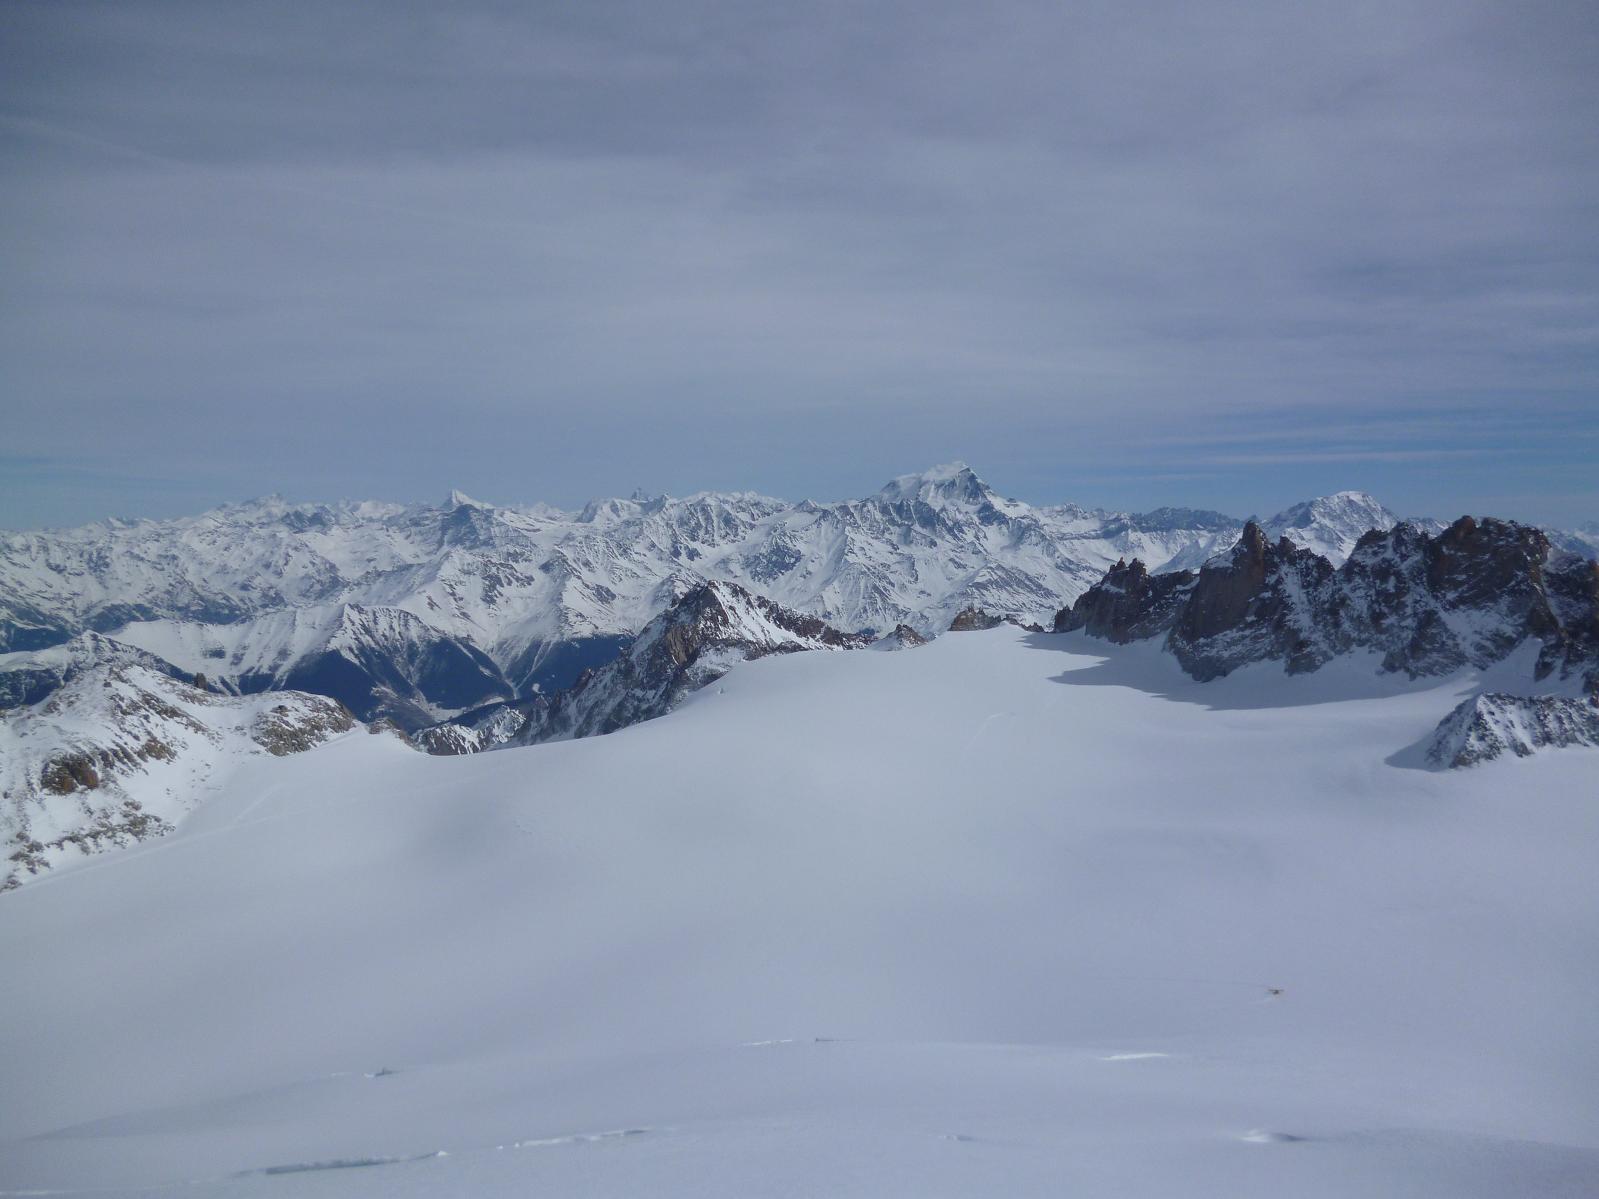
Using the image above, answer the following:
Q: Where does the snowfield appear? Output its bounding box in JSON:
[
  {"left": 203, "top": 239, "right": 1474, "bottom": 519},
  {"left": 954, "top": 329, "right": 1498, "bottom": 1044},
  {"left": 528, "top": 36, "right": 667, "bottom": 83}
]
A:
[{"left": 2, "top": 629, "right": 1597, "bottom": 1196}]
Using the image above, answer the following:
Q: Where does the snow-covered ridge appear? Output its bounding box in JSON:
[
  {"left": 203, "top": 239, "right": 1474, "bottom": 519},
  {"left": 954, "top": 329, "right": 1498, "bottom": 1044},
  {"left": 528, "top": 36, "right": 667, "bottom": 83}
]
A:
[
  {"left": 0, "top": 631, "right": 190, "bottom": 709},
  {"left": 1427, "top": 692, "right": 1599, "bottom": 768},
  {"left": 108, "top": 603, "right": 513, "bottom": 728},
  {"left": 0, "top": 467, "right": 1412, "bottom": 671},
  {"left": 1260, "top": 490, "right": 1402, "bottom": 563},
  {"left": 0, "top": 663, "right": 356, "bottom": 889},
  {"left": 417, "top": 579, "right": 871, "bottom": 753},
  {"left": 8, "top": 466, "right": 1576, "bottom": 733},
  {"left": 1551, "top": 522, "right": 1599, "bottom": 560},
  {"left": 1057, "top": 516, "right": 1599, "bottom": 700}
]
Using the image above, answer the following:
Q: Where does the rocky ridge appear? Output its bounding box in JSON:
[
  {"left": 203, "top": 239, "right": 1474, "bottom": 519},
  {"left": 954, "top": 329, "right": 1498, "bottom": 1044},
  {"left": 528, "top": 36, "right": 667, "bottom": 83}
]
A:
[
  {"left": 1059, "top": 516, "right": 1597, "bottom": 692},
  {"left": 0, "top": 631, "right": 192, "bottom": 710},
  {"left": 1427, "top": 693, "right": 1599, "bottom": 768},
  {"left": 1, "top": 663, "right": 355, "bottom": 889},
  {"left": 106, "top": 602, "right": 513, "bottom": 730},
  {"left": 4, "top": 469, "right": 1405, "bottom": 710},
  {"left": 416, "top": 580, "right": 870, "bottom": 754}
]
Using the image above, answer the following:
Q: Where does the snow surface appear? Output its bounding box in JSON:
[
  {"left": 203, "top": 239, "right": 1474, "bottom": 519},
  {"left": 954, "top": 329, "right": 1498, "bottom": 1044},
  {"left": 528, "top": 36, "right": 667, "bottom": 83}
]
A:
[
  {"left": 2, "top": 631, "right": 1597, "bottom": 1196},
  {"left": 0, "top": 663, "right": 354, "bottom": 889}
]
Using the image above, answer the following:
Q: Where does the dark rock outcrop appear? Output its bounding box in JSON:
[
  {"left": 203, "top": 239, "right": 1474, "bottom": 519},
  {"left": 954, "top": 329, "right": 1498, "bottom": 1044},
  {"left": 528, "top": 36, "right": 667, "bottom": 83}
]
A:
[
  {"left": 251, "top": 701, "right": 357, "bottom": 755},
  {"left": 1054, "top": 558, "right": 1196, "bottom": 643},
  {"left": 1427, "top": 693, "right": 1599, "bottom": 768},
  {"left": 1055, "top": 516, "right": 1599, "bottom": 692},
  {"left": 948, "top": 607, "right": 1042, "bottom": 634},
  {"left": 1168, "top": 524, "right": 1338, "bottom": 680},
  {"left": 949, "top": 608, "right": 1006, "bottom": 632},
  {"left": 875, "top": 624, "right": 929, "bottom": 650}
]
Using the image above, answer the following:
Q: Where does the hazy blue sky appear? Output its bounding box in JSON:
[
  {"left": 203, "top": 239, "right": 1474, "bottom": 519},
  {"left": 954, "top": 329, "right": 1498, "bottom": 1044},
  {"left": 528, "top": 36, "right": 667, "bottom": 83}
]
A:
[{"left": 3, "top": 0, "right": 1596, "bottom": 529}]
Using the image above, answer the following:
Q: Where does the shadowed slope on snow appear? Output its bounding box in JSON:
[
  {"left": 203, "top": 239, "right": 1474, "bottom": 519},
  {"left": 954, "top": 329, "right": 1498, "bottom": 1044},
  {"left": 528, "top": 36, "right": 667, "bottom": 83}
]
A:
[{"left": 416, "top": 580, "right": 870, "bottom": 752}]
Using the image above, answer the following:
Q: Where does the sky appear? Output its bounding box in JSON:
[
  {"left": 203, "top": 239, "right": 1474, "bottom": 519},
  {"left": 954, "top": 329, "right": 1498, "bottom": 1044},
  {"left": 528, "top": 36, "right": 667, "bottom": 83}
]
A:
[{"left": 2, "top": 0, "right": 1596, "bottom": 530}]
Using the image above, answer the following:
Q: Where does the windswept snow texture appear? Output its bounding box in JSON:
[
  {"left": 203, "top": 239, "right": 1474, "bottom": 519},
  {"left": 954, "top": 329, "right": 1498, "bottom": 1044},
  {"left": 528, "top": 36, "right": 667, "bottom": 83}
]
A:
[{"left": 2, "top": 630, "right": 1597, "bottom": 1196}]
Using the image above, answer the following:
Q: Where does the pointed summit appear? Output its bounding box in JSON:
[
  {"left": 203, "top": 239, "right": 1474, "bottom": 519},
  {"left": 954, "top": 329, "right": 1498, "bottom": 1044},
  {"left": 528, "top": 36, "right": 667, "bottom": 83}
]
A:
[
  {"left": 445, "top": 489, "right": 485, "bottom": 509},
  {"left": 875, "top": 462, "right": 994, "bottom": 508},
  {"left": 1264, "top": 491, "right": 1400, "bottom": 565}
]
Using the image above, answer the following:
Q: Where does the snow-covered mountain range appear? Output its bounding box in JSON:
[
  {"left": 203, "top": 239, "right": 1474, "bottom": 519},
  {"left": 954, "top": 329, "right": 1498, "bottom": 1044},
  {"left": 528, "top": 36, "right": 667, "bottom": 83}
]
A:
[
  {"left": 1056, "top": 516, "right": 1599, "bottom": 694},
  {"left": 109, "top": 603, "right": 513, "bottom": 728},
  {"left": 0, "top": 466, "right": 1447, "bottom": 725},
  {"left": 3, "top": 471, "right": 1597, "bottom": 1195},
  {"left": 2, "top": 469, "right": 1593, "bottom": 882},
  {"left": 416, "top": 581, "right": 871, "bottom": 754},
  {"left": 1055, "top": 515, "right": 1599, "bottom": 769}
]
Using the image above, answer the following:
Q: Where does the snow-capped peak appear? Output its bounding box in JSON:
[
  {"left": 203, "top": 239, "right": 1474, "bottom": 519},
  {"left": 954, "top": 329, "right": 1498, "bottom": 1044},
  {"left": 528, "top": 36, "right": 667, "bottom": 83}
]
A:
[
  {"left": 875, "top": 461, "right": 993, "bottom": 507},
  {"left": 0, "top": 464, "right": 1257, "bottom": 670},
  {"left": 445, "top": 489, "right": 487, "bottom": 509},
  {"left": 1269, "top": 490, "right": 1392, "bottom": 528},
  {"left": 1264, "top": 491, "right": 1400, "bottom": 564}
]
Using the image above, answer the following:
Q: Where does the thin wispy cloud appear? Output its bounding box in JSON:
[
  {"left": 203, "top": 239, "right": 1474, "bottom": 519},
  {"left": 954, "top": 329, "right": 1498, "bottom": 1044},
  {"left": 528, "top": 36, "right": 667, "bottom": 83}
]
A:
[{"left": 2, "top": 0, "right": 1595, "bottom": 529}]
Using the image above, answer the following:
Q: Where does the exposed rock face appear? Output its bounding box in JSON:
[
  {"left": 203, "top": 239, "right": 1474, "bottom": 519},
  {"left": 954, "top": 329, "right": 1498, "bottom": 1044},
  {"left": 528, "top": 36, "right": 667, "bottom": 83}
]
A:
[
  {"left": 1340, "top": 518, "right": 1573, "bottom": 682},
  {"left": 1056, "top": 516, "right": 1599, "bottom": 692},
  {"left": 946, "top": 608, "right": 1044, "bottom": 633},
  {"left": 1054, "top": 558, "right": 1196, "bottom": 643},
  {"left": 1538, "top": 554, "right": 1599, "bottom": 692},
  {"left": 1169, "top": 524, "right": 1338, "bottom": 680},
  {"left": 948, "top": 608, "right": 1006, "bottom": 632},
  {"left": 417, "top": 581, "right": 871, "bottom": 753},
  {"left": 1427, "top": 693, "right": 1599, "bottom": 768},
  {"left": 1, "top": 664, "right": 355, "bottom": 889},
  {"left": 873, "top": 624, "right": 929, "bottom": 650},
  {"left": 413, "top": 705, "right": 528, "bottom": 755},
  {"left": 252, "top": 700, "right": 358, "bottom": 755}
]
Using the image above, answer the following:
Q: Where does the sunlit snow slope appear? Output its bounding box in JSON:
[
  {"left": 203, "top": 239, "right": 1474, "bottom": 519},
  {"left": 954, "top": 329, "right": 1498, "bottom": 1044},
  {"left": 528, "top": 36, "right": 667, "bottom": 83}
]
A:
[{"left": 2, "top": 630, "right": 1597, "bottom": 1197}]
